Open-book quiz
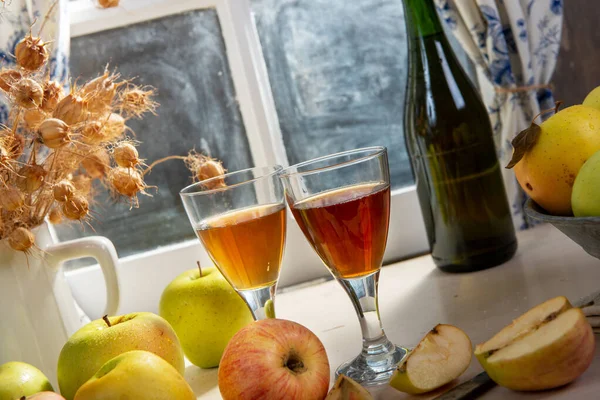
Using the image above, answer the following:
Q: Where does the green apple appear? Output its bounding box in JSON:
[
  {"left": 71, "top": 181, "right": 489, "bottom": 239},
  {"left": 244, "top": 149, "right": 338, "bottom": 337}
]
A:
[
  {"left": 57, "top": 312, "right": 185, "bottom": 400},
  {"left": 0, "top": 361, "right": 53, "bottom": 400},
  {"left": 572, "top": 149, "right": 600, "bottom": 217},
  {"left": 73, "top": 350, "right": 195, "bottom": 400},
  {"left": 27, "top": 392, "right": 66, "bottom": 400},
  {"left": 583, "top": 86, "right": 600, "bottom": 111},
  {"left": 159, "top": 265, "right": 253, "bottom": 368}
]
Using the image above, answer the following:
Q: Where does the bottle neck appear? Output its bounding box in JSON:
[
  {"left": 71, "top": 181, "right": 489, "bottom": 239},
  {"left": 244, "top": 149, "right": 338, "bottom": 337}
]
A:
[{"left": 403, "top": 0, "right": 444, "bottom": 38}]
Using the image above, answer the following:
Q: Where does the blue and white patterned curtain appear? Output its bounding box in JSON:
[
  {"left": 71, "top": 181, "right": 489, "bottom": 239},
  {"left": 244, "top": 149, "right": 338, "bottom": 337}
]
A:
[
  {"left": 435, "top": 0, "right": 563, "bottom": 230},
  {"left": 0, "top": 0, "right": 69, "bottom": 123}
]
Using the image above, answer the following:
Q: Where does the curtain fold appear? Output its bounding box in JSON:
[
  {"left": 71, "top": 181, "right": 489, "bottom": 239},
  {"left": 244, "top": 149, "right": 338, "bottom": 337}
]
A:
[
  {"left": 0, "top": 0, "right": 69, "bottom": 123},
  {"left": 435, "top": 0, "right": 563, "bottom": 230}
]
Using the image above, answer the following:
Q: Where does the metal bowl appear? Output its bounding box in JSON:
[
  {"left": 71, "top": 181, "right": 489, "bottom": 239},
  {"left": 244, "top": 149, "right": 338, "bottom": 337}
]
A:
[{"left": 525, "top": 199, "right": 600, "bottom": 259}]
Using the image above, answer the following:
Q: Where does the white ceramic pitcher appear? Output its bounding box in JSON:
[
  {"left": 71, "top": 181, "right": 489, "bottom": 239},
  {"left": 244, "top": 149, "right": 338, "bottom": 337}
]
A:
[{"left": 0, "top": 223, "right": 120, "bottom": 387}]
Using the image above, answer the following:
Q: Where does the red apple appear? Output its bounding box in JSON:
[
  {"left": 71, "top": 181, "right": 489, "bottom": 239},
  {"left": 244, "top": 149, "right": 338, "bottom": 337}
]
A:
[{"left": 218, "top": 319, "right": 330, "bottom": 400}]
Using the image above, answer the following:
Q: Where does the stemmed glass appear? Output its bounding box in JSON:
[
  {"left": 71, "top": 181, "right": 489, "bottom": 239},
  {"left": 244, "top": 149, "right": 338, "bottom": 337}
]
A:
[
  {"left": 279, "top": 147, "right": 407, "bottom": 386},
  {"left": 180, "top": 166, "right": 286, "bottom": 320}
]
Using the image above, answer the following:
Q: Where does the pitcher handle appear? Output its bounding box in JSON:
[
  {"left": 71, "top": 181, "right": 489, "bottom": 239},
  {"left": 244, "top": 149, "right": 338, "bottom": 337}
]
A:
[{"left": 45, "top": 236, "right": 120, "bottom": 317}]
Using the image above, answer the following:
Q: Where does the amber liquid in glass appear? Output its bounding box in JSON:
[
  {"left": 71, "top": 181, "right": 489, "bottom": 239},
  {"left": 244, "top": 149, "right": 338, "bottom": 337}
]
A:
[
  {"left": 290, "top": 182, "right": 390, "bottom": 279},
  {"left": 196, "top": 203, "right": 286, "bottom": 290}
]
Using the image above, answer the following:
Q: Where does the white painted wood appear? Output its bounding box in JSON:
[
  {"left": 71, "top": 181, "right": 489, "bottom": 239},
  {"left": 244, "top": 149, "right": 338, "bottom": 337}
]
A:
[
  {"left": 66, "top": 0, "right": 429, "bottom": 308},
  {"left": 67, "top": 186, "right": 429, "bottom": 319}
]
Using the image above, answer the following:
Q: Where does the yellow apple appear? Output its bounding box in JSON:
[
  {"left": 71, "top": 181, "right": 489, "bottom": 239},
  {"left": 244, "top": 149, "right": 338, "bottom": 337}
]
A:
[
  {"left": 475, "top": 296, "right": 595, "bottom": 391},
  {"left": 572, "top": 149, "right": 600, "bottom": 217},
  {"left": 73, "top": 350, "right": 195, "bottom": 400},
  {"left": 218, "top": 319, "right": 330, "bottom": 400},
  {"left": 57, "top": 312, "right": 185, "bottom": 400},
  {"left": 325, "top": 375, "right": 373, "bottom": 399},
  {"left": 159, "top": 265, "right": 253, "bottom": 368},
  {"left": 0, "top": 362, "right": 53, "bottom": 400},
  {"left": 390, "top": 324, "right": 472, "bottom": 394},
  {"left": 27, "top": 392, "right": 66, "bottom": 400}
]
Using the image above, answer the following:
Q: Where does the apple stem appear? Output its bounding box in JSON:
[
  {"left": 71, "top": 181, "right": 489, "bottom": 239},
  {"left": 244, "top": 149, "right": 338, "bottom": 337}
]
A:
[
  {"left": 197, "top": 260, "right": 202, "bottom": 278},
  {"left": 20, "top": 397, "right": 26, "bottom": 400},
  {"left": 102, "top": 314, "right": 112, "bottom": 327}
]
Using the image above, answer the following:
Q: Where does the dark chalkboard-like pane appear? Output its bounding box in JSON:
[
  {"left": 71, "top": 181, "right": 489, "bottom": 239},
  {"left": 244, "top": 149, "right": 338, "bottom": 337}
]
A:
[
  {"left": 252, "top": 0, "right": 413, "bottom": 188},
  {"left": 58, "top": 9, "right": 253, "bottom": 265}
]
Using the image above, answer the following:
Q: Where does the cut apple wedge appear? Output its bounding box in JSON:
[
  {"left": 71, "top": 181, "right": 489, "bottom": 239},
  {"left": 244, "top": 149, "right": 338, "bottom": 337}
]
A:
[
  {"left": 325, "top": 375, "right": 373, "bottom": 400},
  {"left": 476, "top": 297, "right": 595, "bottom": 391},
  {"left": 389, "top": 324, "right": 472, "bottom": 394}
]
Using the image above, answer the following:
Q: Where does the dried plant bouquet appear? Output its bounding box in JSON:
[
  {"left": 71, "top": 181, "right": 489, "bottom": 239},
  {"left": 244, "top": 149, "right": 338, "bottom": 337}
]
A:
[{"left": 0, "top": 21, "right": 225, "bottom": 254}]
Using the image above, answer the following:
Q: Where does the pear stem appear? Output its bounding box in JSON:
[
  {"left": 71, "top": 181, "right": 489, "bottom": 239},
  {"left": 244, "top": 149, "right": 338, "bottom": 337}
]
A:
[
  {"left": 197, "top": 260, "right": 203, "bottom": 278},
  {"left": 102, "top": 314, "right": 112, "bottom": 327}
]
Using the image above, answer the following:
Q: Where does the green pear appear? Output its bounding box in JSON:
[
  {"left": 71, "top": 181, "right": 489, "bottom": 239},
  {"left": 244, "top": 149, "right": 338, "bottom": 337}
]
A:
[
  {"left": 0, "top": 361, "right": 53, "bottom": 400},
  {"left": 572, "top": 150, "right": 600, "bottom": 217},
  {"left": 583, "top": 86, "right": 600, "bottom": 111},
  {"left": 159, "top": 265, "right": 253, "bottom": 368},
  {"left": 57, "top": 312, "right": 185, "bottom": 400},
  {"left": 73, "top": 350, "right": 195, "bottom": 400}
]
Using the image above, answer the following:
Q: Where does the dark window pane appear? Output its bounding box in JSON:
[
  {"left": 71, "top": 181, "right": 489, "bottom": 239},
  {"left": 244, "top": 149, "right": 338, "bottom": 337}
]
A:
[
  {"left": 59, "top": 9, "right": 253, "bottom": 265},
  {"left": 252, "top": 0, "right": 413, "bottom": 188}
]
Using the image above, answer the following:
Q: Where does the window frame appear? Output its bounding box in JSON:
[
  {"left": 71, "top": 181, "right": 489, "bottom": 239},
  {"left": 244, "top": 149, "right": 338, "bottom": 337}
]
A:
[{"left": 65, "top": 0, "right": 428, "bottom": 317}]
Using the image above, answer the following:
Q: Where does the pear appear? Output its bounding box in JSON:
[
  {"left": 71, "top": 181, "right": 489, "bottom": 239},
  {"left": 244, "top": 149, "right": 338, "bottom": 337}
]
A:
[
  {"left": 572, "top": 149, "right": 600, "bottom": 217},
  {"left": 389, "top": 324, "right": 472, "bottom": 394},
  {"left": 325, "top": 375, "right": 373, "bottom": 400},
  {"left": 475, "top": 296, "right": 595, "bottom": 391}
]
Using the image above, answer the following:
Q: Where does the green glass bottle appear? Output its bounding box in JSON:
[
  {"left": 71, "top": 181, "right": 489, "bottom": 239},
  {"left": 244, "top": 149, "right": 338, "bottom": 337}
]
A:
[{"left": 402, "top": 0, "right": 517, "bottom": 272}]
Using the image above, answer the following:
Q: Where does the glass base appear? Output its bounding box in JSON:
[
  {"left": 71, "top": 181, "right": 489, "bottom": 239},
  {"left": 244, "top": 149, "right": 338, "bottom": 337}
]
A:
[{"left": 336, "top": 337, "right": 408, "bottom": 387}]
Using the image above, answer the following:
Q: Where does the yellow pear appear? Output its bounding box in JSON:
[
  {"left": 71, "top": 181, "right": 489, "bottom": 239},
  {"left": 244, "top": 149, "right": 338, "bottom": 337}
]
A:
[{"left": 513, "top": 105, "right": 600, "bottom": 215}]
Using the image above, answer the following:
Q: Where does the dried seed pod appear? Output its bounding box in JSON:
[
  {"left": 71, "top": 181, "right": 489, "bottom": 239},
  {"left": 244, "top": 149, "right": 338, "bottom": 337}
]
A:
[
  {"left": 6, "top": 133, "right": 25, "bottom": 159},
  {"left": 48, "top": 208, "right": 62, "bottom": 225},
  {"left": 83, "top": 71, "right": 118, "bottom": 113},
  {"left": 41, "top": 81, "right": 65, "bottom": 112},
  {"left": 8, "top": 227, "right": 35, "bottom": 252},
  {"left": 12, "top": 78, "right": 43, "bottom": 109},
  {"left": 38, "top": 118, "right": 71, "bottom": 149},
  {"left": 53, "top": 180, "right": 76, "bottom": 202},
  {"left": 17, "top": 164, "right": 47, "bottom": 193},
  {"left": 24, "top": 108, "right": 46, "bottom": 130},
  {"left": 80, "top": 121, "right": 106, "bottom": 144},
  {"left": 119, "top": 87, "right": 157, "bottom": 118},
  {"left": 71, "top": 174, "right": 93, "bottom": 196},
  {"left": 0, "top": 69, "right": 22, "bottom": 92},
  {"left": 0, "top": 186, "right": 25, "bottom": 211},
  {"left": 53, "top": 94, "right": 87, "bottom": 125},
  {"left": 62, "top": 194, "right": 89, "bottom": 220},
  {"left": 103, "top": 113, "right": 126, "bottom": 140},
  {"left": 196, "top": 159, "right": 226, "bottom": 184},
  {"left": 113, "top": 142, "right": 139, "bottom": 168},
  {"left": 15, "top": 35, "right": 49, "bottom": 71},
  {"left": 98, "top": 0, "right": 119, "bottom": 8},
  {"left": 109, "top": 167, "right": 145, "bottom": 197},
  {"left": 82, "top": 148, "right": 110, "bottom": 179}
]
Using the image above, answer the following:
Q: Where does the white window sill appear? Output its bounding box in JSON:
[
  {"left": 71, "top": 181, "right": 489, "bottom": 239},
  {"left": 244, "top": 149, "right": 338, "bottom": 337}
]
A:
[{"left": 182, "top": 223, "right": 600, "bottom": 399}]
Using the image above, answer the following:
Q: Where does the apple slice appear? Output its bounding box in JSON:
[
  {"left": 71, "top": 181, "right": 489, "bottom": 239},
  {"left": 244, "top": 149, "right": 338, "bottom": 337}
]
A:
[
  {"left": 476, "top": 297, "right": 595, "bottom": 391},
  {"left": 476, "top": 295, "right": 571, "bottom": 358},
  {"left": 325, "top": 375, "right": 373, "bottom": 400},
  {"left": 390, "top": 324, "right": 472, "bottom": 394}
]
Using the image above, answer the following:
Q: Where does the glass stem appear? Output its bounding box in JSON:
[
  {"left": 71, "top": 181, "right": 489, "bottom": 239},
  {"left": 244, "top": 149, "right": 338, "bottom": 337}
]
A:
[
  {"left": 339, "top": 270, "right": 394, "bottom": 353},
  {"left": 237, "top": 284, "right": 277, "bottom": 321}
]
